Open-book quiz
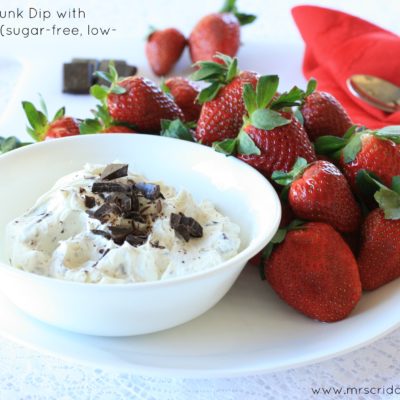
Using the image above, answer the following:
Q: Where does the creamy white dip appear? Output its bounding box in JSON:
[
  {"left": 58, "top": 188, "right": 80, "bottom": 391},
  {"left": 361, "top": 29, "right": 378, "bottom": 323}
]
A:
[{"left": 6, "top": 163, "right": 241, "bottom": 283}]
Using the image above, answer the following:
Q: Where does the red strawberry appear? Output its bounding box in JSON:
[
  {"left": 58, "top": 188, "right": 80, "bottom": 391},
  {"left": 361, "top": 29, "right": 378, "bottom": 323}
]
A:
[
  {"left": 22, "top": 99, "right": 79, "bottom": 141},
  {"left": 102, "top": 126, "right": 136, "bottom": 134},
  {"left": 315, "top": 126, "right": 400, "bottom": 189},
  {"left": 301, "top": 91, "right": 352, "bottom": 141},
  {"left": 189, "top": 0, "right": 256, "bottom": 63},
  {"left": 163, "top": 77, "right": 201, "bottom": 122},
  {"left": 91, "top": 64, "right": 183, "bottom": 133},
  {"left": 191, "top": 55, "right": 258, "bottom": 145},
  {"left": 357, "top": 174, "right": 400, "bottom": 290},
  {"left": 146, "top": 28, "right": 186, "bottom": 76},
  {"left": 219, "top": 76, "right": 316, "bottom": 178},
  {"left": 265, "top": 221, "right": 361, "bottom": 322},
  {"left": 272, "top": 158, "right": 361, "bottom": 233}
]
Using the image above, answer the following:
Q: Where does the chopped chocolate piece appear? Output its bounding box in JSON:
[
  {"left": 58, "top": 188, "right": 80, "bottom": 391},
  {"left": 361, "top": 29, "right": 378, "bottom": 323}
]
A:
[
  {"left": 92, "top": 181, "right": 131, "bottom": 193},
  {"left": 71, "top": 58, "right": 99, "bottom": 70},
  {"left": 79, "top": 187, "right": 86, "bottom": 194},
  {"left": 125, "top": 65, "right": 138, "bottom": 77},
  {"left": 106, "top": 193, "right": 131, "bottom": 212},
  {"left": 91, "top": 229, "right": 112, "bottom": 240},
  {"left": 126, "top": 234, "right": 148, "bottom": 247},
  {"left": 150, "top": 240, "right": 166, "bottom": 249},
  {"left": 131, "top": 192, "right": 140, "bottom": 211},
  {"left": 109, "top": 226, "right": 134, "bottom": 245},
  {"left": 123, "top": 211, "right": 146, "bottom": 222},
  {"left": 63, "top": 62, "right": 95, "bottom": 94},
  {"left": 100, "top": 164, "right": 128, "bottom": 181},
  {"left": 170, "top": 212, "right": 203, "bottom": 242},
  {"left": 93, "top": 203, "right": 121, "bottom": 223},
  {"left": 135, "top": 182, "right": 160, "bottom": 200},
  {"left": 84, "top": 195, "right": 96, "bottom": 209}
]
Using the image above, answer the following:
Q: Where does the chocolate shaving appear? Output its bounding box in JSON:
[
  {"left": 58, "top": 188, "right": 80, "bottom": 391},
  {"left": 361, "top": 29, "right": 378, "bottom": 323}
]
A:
[
  {"left": 91, "top": 229, "right": 112, "bottom": 240},
  {"left": 170, "top": 213, "right": 203, "bottom": 242},
  {"left": 126, "top": 234, "right": 148, "bottom": 247},
  {"left": 100, "top": 164, "right": 128, "bottom": 181},
  {"left": 84, "top": 195, "right": 96, "bottom": 209},
  {"left": 92, "top": 181, "right": 131, "bottom": 193},
  {"left": 123, "top": 210, "right": 146, "bottom": 223},
  {"left": 93, "top": 203, "right": 121, "bottom": 223},
  {"left": 106, "top": 193, "right": 131, "bottom": 212},
  {"left": 135, "top": 182, "right": 160, "bottom": 200}
]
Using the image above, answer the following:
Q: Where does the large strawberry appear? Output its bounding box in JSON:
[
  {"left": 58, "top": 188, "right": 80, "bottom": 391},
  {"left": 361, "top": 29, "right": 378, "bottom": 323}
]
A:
[
  {"left": 264, "top": 221, "right": 362, "bottom": 322},
  {"left": 272, "top": 158, "right": 361, "bottom": 233},
  {"left": 216, "top": 75, "right": 316, "bottom": 177},
  {"left": 162, "top": 77, "right": 202, "bottom": 122},
  {"left": 22, "top": 98, "right": 79, "bottom": 141},
  {"left": 91, "top": 63, "right": 183, "bottom": 133},
  {"left": 357, "top": 172, "right": 400, "bottom": 290},
  {"left": 188, "top": 0, "right": 256, "bottom": 64},
  {"left": 191, "top": 54, "right": 258, "bottom": 145},
  {"left": 146, "top": 28, "right": 186, "bottom": 76},
  {"left": 300, "top": 91, "right": 352, "bottom": 141},
  {"left": 315, "top": 126, "right": 400, "bottom": 189}
]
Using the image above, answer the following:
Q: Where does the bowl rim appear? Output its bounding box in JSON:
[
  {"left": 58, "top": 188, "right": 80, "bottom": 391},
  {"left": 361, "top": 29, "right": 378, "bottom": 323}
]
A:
[{"left": 0, "top": 134, "right": 281, "bottom": 290}]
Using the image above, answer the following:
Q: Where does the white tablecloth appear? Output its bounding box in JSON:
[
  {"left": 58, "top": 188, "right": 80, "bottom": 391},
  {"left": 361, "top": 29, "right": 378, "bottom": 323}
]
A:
[{"left": 1, "top": 0, "right": 400, "bottom": 398}]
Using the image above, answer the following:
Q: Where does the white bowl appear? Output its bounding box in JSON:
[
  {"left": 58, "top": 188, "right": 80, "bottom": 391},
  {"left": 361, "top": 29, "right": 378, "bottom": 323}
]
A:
[{"left": 0, "top": 134, "right": 280, "bottom": 336}]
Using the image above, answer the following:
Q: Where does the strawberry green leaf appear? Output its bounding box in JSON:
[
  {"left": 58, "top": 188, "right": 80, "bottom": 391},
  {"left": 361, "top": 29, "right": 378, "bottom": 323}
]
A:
[
  {"left": 250, "top": 109, "right": 290, "bottom": 130},
  {"left": 234, "top": 12, "right": 257, "bottom": 26},
  {"left": 110, "top": 85, "right": 127, "bottom": 95},
  {"left": 375, "top": 125, "right": 400, "bottom": 143},
  {"left": 220, "top": 0, "right": 236, "bottom": 13},
  {"left": 53, "top": 107, "right": 65, "bottom": 122},
  {"left": 108, "top": 62, "right": 118, "bottom": 82},
  {"left": 314, "top": 135, "right": 346, "bottom": 155},
  {"left": 293, "top": 108, "right": 304, "bottom": 125},
  {"left": 93, "top": 70, "right": 113, "bottom": 85},
  {"left": 343, "top": 133, "right": 362, "bottom": 163},
  {"left": 38, "top": 94, "right": 48, "bottom": 118},
  {"left": 212, "top": 138, "right": 237, "bottom": 155},
  {"left": 191, "top": 62, "right": 226, "bottom": 82},
  {"left": 160, "top": 79, "right": 171, "bottom": 95},
  {"left": 226, "top": 57, "right": 239, "bottom": 82},
  {"left": 375, "top": 187, "right": 400, "bottom": 220},
  {"left": 305, "top": 78, "right": 317, "bottom": 97},
  {"left": 355, "top": 170, "right": 383, "bottom": 201},
  {"left": 197, "top": 82, "right": 224, "bottom": 104},
  {"left": 0, "top": 136, "right": 30, "bottom": 153},
  {"left": 272, "top": 157, "right": 308, "bottom": 186},
  {"left": 90, "top": 84, "right": 109, "bottom": 102},
  {"left": 271, "top": 86, "right": 305, "bottom": 110},
  {"left": 237, "top": 130, "right": 260, "bottom": 155},
  {"left": 22, "top": 101, "right": 48, "bottom": 139},
  {"left": 343, "top": 125, "right": 357, "bottom": 139},
  {"left": 214, "top": 53, "right": 235, "bottom": 67},
  {"left": 79, "top": 119, "right": 102, "bottom": 134},
  {"left": 392, "top": 176, "right": 400, "bottom": 195},
  {"left": 160, "top": 119, "right": 194, "bottom": 142},
  {"left": 243, "top": 83, "right": 257, "bottom": 116},
  {"left": 256, "top": 75, "right": 279, "bottom": 110}
]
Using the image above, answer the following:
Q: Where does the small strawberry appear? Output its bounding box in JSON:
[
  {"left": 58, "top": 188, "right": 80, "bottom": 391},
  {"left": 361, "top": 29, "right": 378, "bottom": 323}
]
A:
[
  {"left": 189, "top": 0, "right": 256, "bottom": 63},
  {"left": 300, "top": 91, "right": 352, "bottom": 141},
  {"left": 357, "top": 172, "right": 400, "bottom": 290},
  {"left": 315, "top": 126, "right": 400, "bottom": 189},
  {"left": 162, "top": 77, "right": 202, "bottom": 122},
  {"left": 216, "top": 75, "right": 316, "bottom": 178},
  {"left": 264, "top": 221, "right": 362, "bottom": 322},
  {"left": 80, "top": 104, "right": 136, "bottom": 135},
  {"left": 146, "top": 28, "right": 186, "bottom": 76},
  {"left": 191, "top": 54, "right": 258, "bottom": 145},
  {"left": 91, "top": 63, "right": 184, "bottom": 133},
  {"left": 272, "top": 158, "right": 361, "bottom": 233},
  {"left": 22, "top": 98, "right": 79, "bottom": 141}
]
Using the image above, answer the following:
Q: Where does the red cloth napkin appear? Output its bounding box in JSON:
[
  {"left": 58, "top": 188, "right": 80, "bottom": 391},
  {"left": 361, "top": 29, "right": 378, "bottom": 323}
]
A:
[{"left": 292, "top": 5, "right": 400, "bottom": 129}]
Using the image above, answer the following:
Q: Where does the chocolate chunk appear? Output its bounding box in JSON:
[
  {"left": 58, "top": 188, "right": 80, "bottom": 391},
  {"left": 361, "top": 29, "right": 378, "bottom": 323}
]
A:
[
  {"left": 170, "top": 213, "right": 203, "bottom": 242},
  {"left": 84, "top": 195, "right": 96, "bottom": 208},
  {"left": 135, "top": 182, "right": 160, "bottom": 200},
  {"left": 93, "top": 203, "right": 121, "bottom": 223},
  {"left": 91, "top": 229, "right": 111, "bottom": 240},
  {"left": 106, "top": 193, "right": 131, "bottom": 212},
  {"left": 109, "top": 226, "right": 134, "bottom": 245},
  {"left": 100, "top": 164, "right": 128, "bottom": 181},
  {"left": 123, "top": 210, "right": 146, "bottom": 222},
  {"left": 126, "top": 234, "right": 147, "bottom": 247},
  {"left": 63, "top": 62, "right": 95, "bottom": 94},
  {"left": 71, "top": 58, "right": 99, "bottom": 70},
  {"left": 92, "top": 181, "right": 131, "bottom": 193}
]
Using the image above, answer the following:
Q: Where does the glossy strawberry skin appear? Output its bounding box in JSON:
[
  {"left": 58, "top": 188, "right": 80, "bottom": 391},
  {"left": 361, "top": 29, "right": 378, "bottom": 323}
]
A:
[
  {"left": 146, "top": 28, "right": 186, "bottom": 76},
  {"left": 289, "top": 161, "right": 361, "bottom": 233},
  {"left": 102, "top": 126, "right": 136, "bottom": 134},
  {"left": 189, "top": 13, "right": 240, "bottom": 63},
  {"left": 238, "top": 113, "right": 316, "bottom": 178},
  {"left": 340, "top": 134, "right": 400, "bottom": 188},
  {"left": 45, "top": 117, "right": 80, "bottom": 139},
  {"left": 266, "top": 222, "right": 361, "bottom": 322},
  {"left": 165, "top": 77, "right": 201, "bottom": 122},
  {"left": 195, "top": 71, "right": 258, "bottom": 145},
  {"left": 358, "top": 209, "right": 400, "bottom": 290},
  {"left": 107, "top": 77, "right": 184, "bottom": 133},
  {"left": 301, "top": 91, "right": 352, "bottom": 141}
]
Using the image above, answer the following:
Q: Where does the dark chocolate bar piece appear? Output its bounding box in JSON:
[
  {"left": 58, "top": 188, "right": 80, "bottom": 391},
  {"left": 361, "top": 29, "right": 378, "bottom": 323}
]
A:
[
  {"left": 63, "top": 62, "right": 95, "bottom": 94},
  {"left": 92, "top": 181, "right": 131, "bottom": 193},
  {"left": 100, "top": 164, "right": 128, "bottom": 181}
]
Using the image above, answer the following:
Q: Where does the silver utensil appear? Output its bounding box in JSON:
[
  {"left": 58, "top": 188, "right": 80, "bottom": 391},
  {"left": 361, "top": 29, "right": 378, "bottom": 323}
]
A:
[{"left": 347, "top": 74, "right": 400, "bottom": 113}]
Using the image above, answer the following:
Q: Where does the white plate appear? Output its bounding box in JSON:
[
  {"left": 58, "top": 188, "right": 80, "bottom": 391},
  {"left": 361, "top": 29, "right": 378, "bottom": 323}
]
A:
[{"left": 1, "top": 263, "right": 399, "bottom": 378}]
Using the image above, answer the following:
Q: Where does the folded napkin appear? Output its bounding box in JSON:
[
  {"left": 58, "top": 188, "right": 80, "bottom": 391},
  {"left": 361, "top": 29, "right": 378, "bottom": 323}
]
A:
[{"left": 292, "top": 5, "right": 400, "bottom": 129}]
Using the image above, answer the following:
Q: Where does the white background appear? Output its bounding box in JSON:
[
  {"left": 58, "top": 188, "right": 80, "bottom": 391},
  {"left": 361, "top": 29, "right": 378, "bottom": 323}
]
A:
[{"left": 1, "top": 1, "right": 400, "bottom": 399}]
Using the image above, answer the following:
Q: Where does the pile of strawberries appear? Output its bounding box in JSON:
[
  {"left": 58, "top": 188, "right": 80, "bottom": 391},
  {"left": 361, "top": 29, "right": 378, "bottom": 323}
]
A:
[{"left": 18, "top": 47, "right": 400, "bottom": 324}]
